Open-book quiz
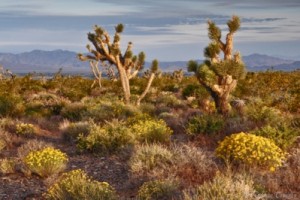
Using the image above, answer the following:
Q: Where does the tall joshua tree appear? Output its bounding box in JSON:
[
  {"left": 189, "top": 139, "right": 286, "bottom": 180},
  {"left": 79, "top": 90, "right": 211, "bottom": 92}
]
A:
[
  {"left": 188, "top": 15, "right": 246, "bottom": 115},
  {"left": 78, "top": 24, "right": 159, "bottom": 104}
]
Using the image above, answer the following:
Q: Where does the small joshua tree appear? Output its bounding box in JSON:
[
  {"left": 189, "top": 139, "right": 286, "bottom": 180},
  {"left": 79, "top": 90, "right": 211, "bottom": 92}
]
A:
[
  {"left": 188, "top": 16, "right": 245, "bottom": 115},
  {"left": 78, "top": 24, "right": 159, "bottom": 105},
  {"left": 172, "top": 69, "right": 184, "bottom": 83}
]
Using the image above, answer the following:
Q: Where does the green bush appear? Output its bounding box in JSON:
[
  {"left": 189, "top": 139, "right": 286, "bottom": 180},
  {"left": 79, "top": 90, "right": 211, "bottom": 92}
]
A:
[
  {"left": 25, "top": 92, "right": 68, "bottom": 116},
  {"left": 155, "top": 92, "right": 182, "bottom": 107},
  {"left": 186, "top": 114, "right": 225, "bottom": 135},
  {"left": 24, "top": 147, "right": 68, "bottom": 178},
  {"left": 130, "top": 118, "right": 172, "bottom": 144},
  {"left": 251, "top": 124, "right": 298, "bottom": 150},
  {"left": 77, "top": 120, "right": 135, "bottom": 154},
  {"left": 84, "top": 100, "right": 140, "bottom": 122},
  {"left": 246, "top": 105, "right": 284, "bottom": 126},
  {"left": 0, "top": 94, "right": 25, "bottom": 117},
  {"left": 183, "top": 173, "right": 264, "bottom": 200},
  {"left": 60, "top": 102, "right": 87, "bottom": 121},
  {"left": 138, "top": 179, "right": 179, "bottom": 200},
  {"left": 45, "top": 169, "right": 117, "bottom": 200},
  {"left": 216, "top": 132, "right": 287, "bottom": 171},
  {"left": 130, "top": 144, "right": 174, "bottom": 176},
  {"left": 182, "top": 84, "right": 209, "bottom": 99}
]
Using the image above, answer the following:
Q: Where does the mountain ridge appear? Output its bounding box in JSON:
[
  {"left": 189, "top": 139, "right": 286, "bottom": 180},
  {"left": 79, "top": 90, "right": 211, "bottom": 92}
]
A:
[{"left": 0, "top": 50, "right": 299, "bottom": 73}]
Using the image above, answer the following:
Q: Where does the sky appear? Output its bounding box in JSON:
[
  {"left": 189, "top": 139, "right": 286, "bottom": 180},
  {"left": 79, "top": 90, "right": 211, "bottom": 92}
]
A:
[{"left": 0, "top": 0, "right": 300, "bottom": 61}]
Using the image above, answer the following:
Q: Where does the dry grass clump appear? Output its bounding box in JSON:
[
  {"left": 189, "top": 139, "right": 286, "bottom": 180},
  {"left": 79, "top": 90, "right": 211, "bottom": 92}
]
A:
[
  {"left": 0, "top": 158, "right": 16, "bottom": 174},
  {"left": 183, "top": 171, "right": 266, "bottom": 200},
  {"left": 172, "top": 144, "right": 217, "bottom": 186},
  {"left": 253, "top": 147, "right": 300, "bottom": 198},
  {"left": 59, "top": 120, "right": 90, "bottom": 143},
  {"left": 129, "top": 143, "right": 174, "bottom": 177},
  {"left": 0, "top": 117, "right": 18, "bottom": 133},
  {"left": 0, "top": 128, "right": 18, "bottom": 150}
]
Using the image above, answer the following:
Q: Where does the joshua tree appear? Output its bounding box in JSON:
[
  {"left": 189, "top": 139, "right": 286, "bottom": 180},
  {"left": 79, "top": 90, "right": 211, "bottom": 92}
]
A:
[
  {"left": 78, "top": 24, "right": 159, "bottom": 105},
  {"left": 172, "top": 69, "right": 184, "bottom": 83},
  {"left": 188, "top": 15, "right": 246, "bottom": 115}
]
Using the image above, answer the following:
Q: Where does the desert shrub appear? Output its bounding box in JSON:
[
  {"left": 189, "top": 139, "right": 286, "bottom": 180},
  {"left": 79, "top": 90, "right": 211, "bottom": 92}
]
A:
[
  {"left": 16, "top": 123, "right": 36, "bottom": 136},
  {"left": 216, "top": 132, "right": 287, "bottom": 171},
  {"left": 251, "top": 124, "right": 298, "bottom": 150},
  {"left": 139, "top": 103, "right": 156, "bottom": 116},
  {"left": 77, "top": 120, "right": 135, "bottom": 154},
  {"left": 138, "top": 179, "right": 179, "bottom": 200},
  {"left": 0, "top": 94, "right": 25, "bottom": 117},
  {"left": 173, "top": 145, "right": 217, "bottom": 185},
  {"left": 59, "top": 76, "right": 92, "bottom": 102},
  {"left": 0, "top": 138, "right": 6, "bottom": 153},
  {"left": 290, "top": 116, "right": 300, "bottom": 129},
  {"left": 0, "top": 117, "right": 17, "bottom": 133},
  {"left": 17, "top": 139, "right": 53, "bottom": 160},
  {"left": 0, "top": 129, "right": 15, "bottom": 150},
  {"left": 130, "top": 144, "right": 174, "bottom": 176},
  {"left": 0, "top": 158, "right": 15, "bottom": 174},
  {"left": 186, "top": 114, "right": 225, "bottom": 135},
  {"left": 84, "top": 100, "right": 140, "bottom": 122},
  {"left": 155, "top": 92, "right": 182, "bottom": 107},
  {"left": 45, "top": 169, "right": 117, "bottom": 200},
  {"left": 246, "top": 105, "right": 284, "bottom": 126},
  {"left": 24, "top": 147, "right": 68, "bottom": 178},
  {"left": 182, "top": 84, "right": 209, "bottom": 99},
  {"left": 130, "top": 118, "right": 172, "bottom": 144},
  {"left": 60, "top": 102, "right": 87, "bottom": 121},
  {"left": 25, "top": 92, "right": 69, "bottom": 116},
  {"left": 60, "top": 120, "right": 91, "bottom": 143},
  {"left": 183, "top": 173, "right": 264, "bottom": 200}
]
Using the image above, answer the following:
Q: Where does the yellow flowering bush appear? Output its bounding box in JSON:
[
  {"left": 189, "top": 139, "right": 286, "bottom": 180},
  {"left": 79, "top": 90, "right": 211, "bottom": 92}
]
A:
[
  {"left": 130, "top": 118, "right": 173, "bottom": 143},
  {"left": 77, "top": 120, "right": 135, "bottom": 153},
  {"left": 216, "top": 132, "right": 286, "bottom": 171},
  {"left": 24, "top": 147, "right": 68, "bottom": 177},
  {"left": 16, "top": 123, "right": 36, "bottom": 136},
  {"left": 45, "top": 169, "right": 117, "bottom": 200}
]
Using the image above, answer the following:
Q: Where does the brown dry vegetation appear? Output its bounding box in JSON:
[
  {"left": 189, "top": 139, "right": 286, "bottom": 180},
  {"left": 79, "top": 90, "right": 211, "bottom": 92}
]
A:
[{"left": 0, "top": 70, "right": 299, "bottom": 199}]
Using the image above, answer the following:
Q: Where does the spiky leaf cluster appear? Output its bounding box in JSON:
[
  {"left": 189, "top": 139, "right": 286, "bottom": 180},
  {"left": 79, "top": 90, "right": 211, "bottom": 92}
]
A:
[
  {"left": 78, "top": 23, "right": 146, "bottom": 76},
  {"left": 227, "top": 15, "right": 241, "bottom": 33},
  {"left": 204, "top": 42, "right": 220, "bottom": 59},
  {"left": 210, "top": 59, "right": 245, "bottom": 79},
  {"left": 208, "top": 20, "right": 222, "bottom": 41},
  {"left": 150, "top": 59, "right": 159, "bottom": 73}
]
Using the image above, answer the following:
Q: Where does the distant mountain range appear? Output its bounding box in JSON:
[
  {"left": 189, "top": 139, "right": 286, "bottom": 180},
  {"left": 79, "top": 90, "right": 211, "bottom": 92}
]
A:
[{"left": 0, "top": 50, "right": 299, "bottom": 74}]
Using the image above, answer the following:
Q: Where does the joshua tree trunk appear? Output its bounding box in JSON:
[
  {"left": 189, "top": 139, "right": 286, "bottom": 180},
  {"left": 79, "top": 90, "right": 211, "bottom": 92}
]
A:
[
  {"left": 117, "top": 64, "right": 131, "bottom": 104},
  {"left": 136, "top": 73, "right": 155, "bottom": 106},
  {"left": 90, "top": 61, "right": 102, "bottom": 88}
]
